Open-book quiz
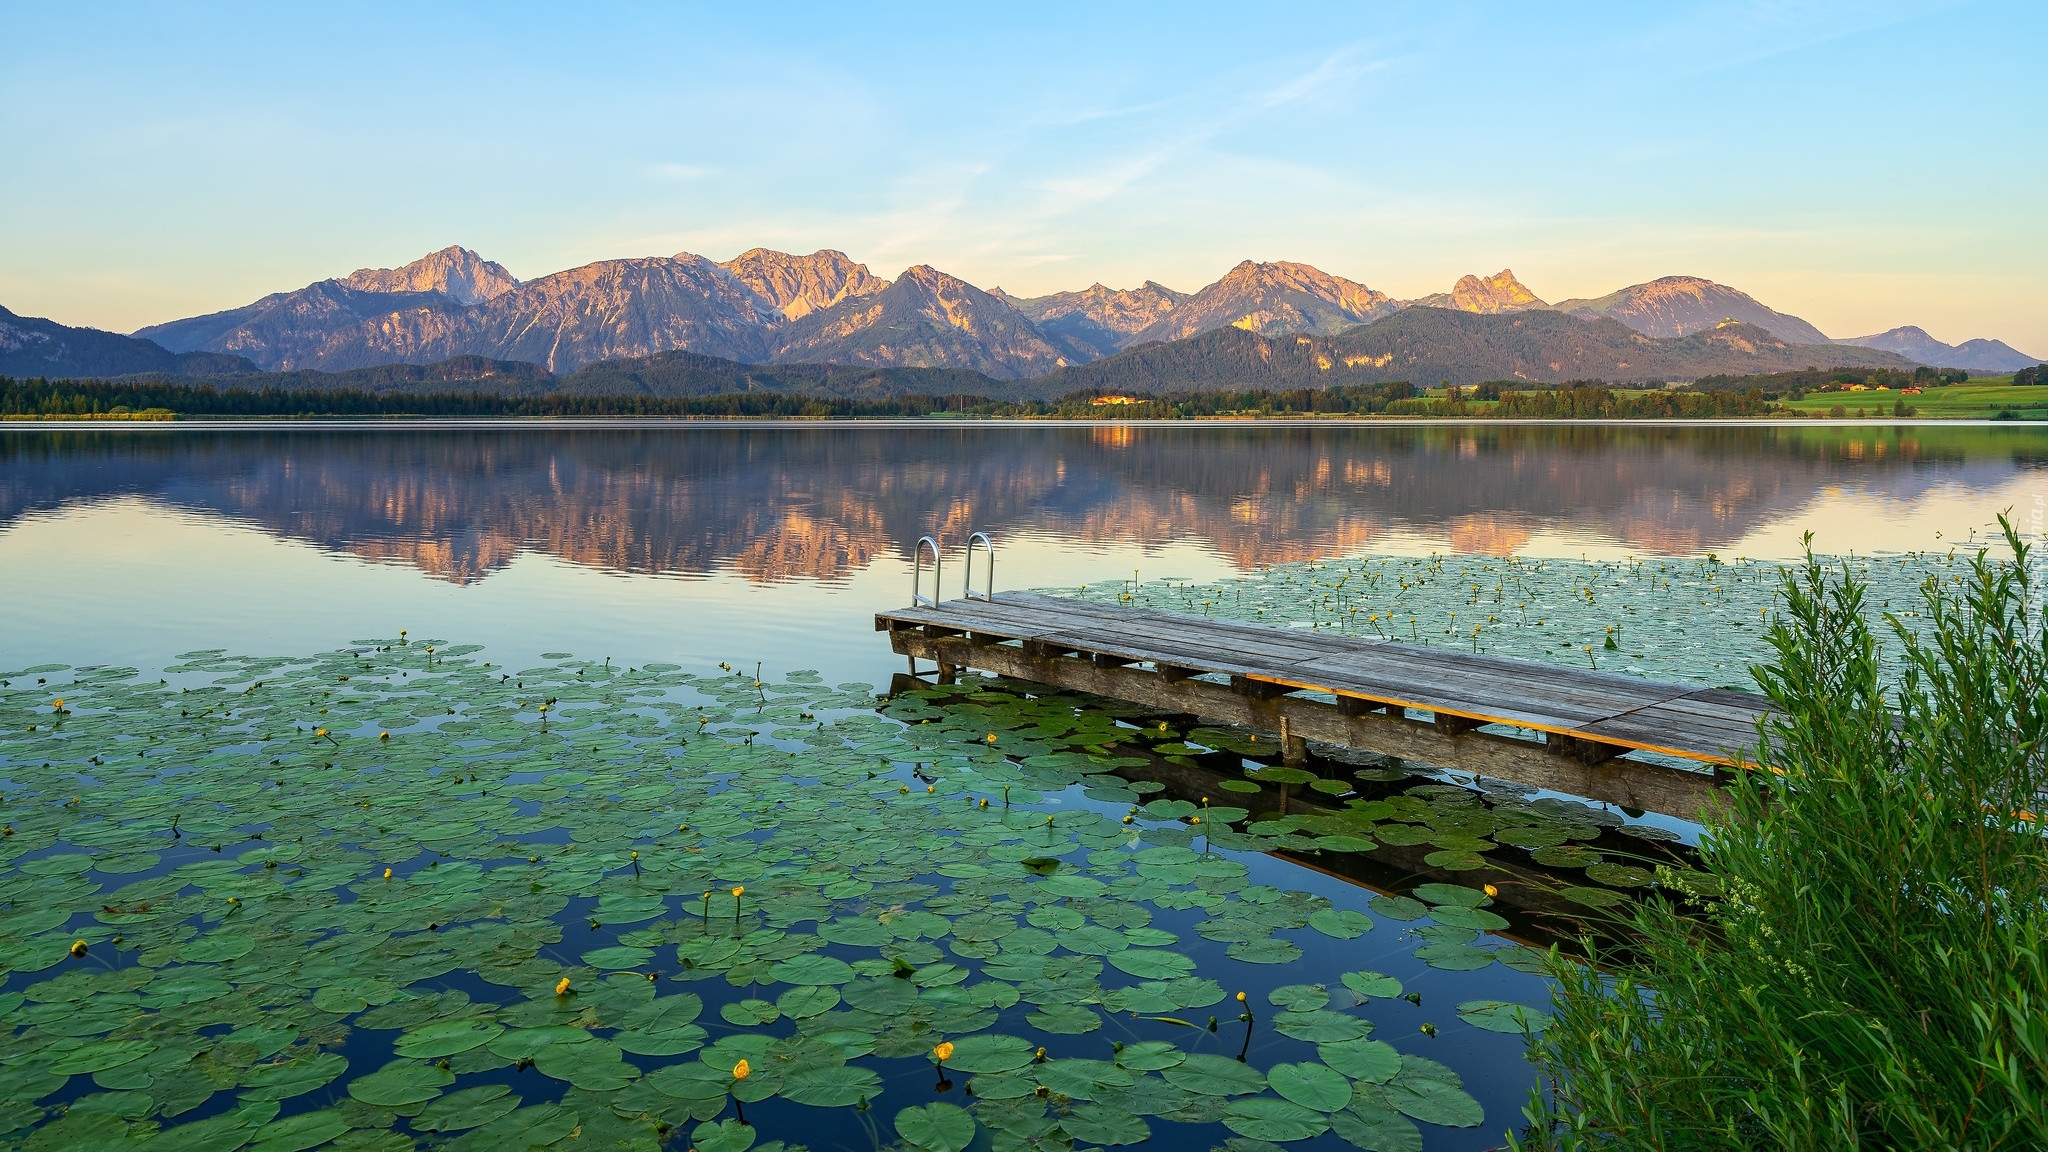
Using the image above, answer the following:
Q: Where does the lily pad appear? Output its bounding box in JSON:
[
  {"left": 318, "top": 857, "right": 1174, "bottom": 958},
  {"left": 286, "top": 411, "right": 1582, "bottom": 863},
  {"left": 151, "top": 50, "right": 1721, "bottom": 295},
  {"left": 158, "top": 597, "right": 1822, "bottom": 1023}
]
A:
[
  {"left": 895, "top": 1101, "right": 976, "bottom": 1152},
  {"left": 781, "top": 1065, "right": 883, "bottom": 1108},
  {"left": 1223, "top": 1097, "right": 1331, "bottom": 1142},
  {"left": 1163, "top": 1054, "right": 1267, "bottom": 1097},
  {"left": 1307, "top": 909, "right": 1372, "bottom": 939},
  {"left": 347, "top": 1061, "right": 453, "bottom": 1107},
  {"left": 1318, "top": 1039, "right": 1402, "bottom": 1084},
  {"left": 1267, "top": 1062, "right": 1355, "bottom": 1111},
  {"left": 1456, "top": 1000, "right": 1551, "bottom": 1034},
  {"left": 413, "top": 1085, "right": 520, "bottom": 1132}
]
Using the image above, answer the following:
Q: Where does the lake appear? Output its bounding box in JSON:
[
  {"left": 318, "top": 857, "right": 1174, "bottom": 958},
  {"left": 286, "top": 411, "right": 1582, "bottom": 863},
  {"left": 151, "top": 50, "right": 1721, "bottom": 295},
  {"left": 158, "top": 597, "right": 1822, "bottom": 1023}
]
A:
[{"left": 1, "top": 420, "right": 2043, "bottom": 1152}]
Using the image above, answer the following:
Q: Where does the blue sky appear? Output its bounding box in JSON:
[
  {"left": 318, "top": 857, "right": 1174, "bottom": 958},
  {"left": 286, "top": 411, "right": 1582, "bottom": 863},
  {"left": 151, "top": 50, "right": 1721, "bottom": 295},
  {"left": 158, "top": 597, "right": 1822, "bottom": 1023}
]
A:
[{"left": 4, "top": 1, "right": 2042, "bottom": 352}]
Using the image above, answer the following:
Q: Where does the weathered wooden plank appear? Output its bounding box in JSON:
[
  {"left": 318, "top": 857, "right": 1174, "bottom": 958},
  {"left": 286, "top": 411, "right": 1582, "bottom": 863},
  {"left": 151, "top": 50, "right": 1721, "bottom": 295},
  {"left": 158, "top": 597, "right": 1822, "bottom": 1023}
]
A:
[{"left": 874, "top": 593, "right": 1777, "bottom": 778}]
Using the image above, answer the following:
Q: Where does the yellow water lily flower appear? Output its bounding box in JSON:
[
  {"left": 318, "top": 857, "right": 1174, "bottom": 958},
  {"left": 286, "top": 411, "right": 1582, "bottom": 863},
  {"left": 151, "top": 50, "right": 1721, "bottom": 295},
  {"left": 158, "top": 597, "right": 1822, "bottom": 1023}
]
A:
[
  {"left": 382, "top": 868, "right": 393, "bottom": 880},
  {"left": 933, "top": 1042, "right": 955, "bottom": 1062},
  {"left": 555, "top": 977, "right": 571, "bottom": 996},
  {"left": 732, "top": 1058, "right": 751, "bottom": 1080},
  {"left": 730, "top": 886, "right": 744, "bottom": 898},
  {"left": 69, "top": 940, "right": 87, "bottom": 958},
  {"left": 1483, "top": 884, "right": 1499, "bottom": 898}
]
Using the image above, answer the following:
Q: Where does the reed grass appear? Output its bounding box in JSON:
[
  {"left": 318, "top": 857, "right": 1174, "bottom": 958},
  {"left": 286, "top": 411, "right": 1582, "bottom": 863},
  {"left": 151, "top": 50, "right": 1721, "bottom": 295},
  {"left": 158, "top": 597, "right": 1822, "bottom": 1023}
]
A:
[{"left": 1518, "top": 521, "right": 2048, "bottom": 1150}]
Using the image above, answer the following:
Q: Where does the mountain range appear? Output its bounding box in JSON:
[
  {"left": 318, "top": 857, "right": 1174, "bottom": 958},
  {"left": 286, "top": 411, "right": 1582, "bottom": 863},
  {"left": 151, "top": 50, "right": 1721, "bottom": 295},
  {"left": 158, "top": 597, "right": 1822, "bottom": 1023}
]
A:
[{"left": 5, "top": 247, "right": 2038, "bottom": 385}]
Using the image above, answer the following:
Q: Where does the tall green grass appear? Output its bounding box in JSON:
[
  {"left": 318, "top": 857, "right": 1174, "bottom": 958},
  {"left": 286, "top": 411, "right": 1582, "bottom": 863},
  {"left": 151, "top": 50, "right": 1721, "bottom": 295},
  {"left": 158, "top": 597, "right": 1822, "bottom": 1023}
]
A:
[{"left": 1520, "top": 522, "right": 2048, "bottom": 1150}]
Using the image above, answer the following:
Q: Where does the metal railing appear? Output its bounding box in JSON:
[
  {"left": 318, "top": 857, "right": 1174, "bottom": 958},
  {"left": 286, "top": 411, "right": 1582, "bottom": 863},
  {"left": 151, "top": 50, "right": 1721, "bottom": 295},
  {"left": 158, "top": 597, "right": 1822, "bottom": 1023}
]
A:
[
  {"left": 964, "top": 532, "right": 995, "bottom": 601},
  {"left": 912, "top": 536, "right": 942, "bottom": 607}
]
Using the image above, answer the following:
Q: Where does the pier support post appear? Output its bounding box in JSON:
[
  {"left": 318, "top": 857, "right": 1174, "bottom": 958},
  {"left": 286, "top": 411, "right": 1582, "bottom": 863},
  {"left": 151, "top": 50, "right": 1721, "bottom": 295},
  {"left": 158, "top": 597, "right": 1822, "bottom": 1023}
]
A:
[{"left": 1278, "top": 716, "right": 1308, "bottom": 766}]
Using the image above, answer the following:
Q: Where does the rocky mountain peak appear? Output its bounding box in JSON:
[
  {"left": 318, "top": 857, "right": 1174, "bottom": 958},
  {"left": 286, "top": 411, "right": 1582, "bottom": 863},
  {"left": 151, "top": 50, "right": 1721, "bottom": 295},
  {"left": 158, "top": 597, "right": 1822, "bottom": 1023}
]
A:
[
  {"left": 340, "top": 246, "right": 520, "bottom": 305},
  {"left": 1128, "top": 259, "right": 1393, "bottom": 345},
  {"left": 717, "top": 249, "right": 888, "bottom": 323},
  {"left": 1549, "top": 275, "right": 1833, "bottom": 345}
]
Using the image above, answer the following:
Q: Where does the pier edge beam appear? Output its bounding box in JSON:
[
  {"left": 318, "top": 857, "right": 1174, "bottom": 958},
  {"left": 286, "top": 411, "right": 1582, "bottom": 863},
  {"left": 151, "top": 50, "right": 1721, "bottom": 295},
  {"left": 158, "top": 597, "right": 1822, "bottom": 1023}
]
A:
[{"left": 889, "top": 630, "right": 1727, "bottom": 822}]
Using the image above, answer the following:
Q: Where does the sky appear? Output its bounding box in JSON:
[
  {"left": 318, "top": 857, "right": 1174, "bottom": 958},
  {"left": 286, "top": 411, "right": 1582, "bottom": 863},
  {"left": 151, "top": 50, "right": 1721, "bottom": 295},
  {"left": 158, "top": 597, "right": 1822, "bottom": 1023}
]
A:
[{"left": 3, "top": 1, "right": 2043, "bottom": 353}]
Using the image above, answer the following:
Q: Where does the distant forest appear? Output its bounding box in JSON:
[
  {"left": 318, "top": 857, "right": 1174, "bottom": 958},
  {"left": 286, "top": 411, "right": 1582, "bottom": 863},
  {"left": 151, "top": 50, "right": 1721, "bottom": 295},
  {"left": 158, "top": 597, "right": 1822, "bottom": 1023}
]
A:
[{"left": 1, "top": 375, "right": 1785, "bottom": 421}]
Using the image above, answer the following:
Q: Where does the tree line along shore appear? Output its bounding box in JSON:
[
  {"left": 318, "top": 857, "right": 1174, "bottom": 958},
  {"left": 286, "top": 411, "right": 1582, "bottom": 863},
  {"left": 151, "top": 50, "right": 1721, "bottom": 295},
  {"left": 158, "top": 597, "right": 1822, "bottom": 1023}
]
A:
[{"left": 3, "top": 365, "right": 2044, "bottom": 423}]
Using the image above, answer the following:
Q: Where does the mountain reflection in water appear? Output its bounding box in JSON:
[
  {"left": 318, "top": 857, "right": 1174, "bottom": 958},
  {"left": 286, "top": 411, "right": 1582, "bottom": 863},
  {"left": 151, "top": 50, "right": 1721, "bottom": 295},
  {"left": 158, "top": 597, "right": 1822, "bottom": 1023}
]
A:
[{"left": 1, "top": 423, "right": 2041, "bottom": 585}]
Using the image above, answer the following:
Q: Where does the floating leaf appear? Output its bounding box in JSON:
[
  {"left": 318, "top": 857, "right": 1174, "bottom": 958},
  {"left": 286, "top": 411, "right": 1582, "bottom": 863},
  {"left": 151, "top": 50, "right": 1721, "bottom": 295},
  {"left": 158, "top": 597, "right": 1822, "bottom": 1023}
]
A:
[
  {"left": 346, "top": 1061, "right": 453, "bottom": 1107},
  {"left": 781, "top": 1065, "right": 884, "bottom": 1107},
  {"left": 1163, "top": 1054, "right": 1268, "bottom": 1097},
  {"left": 770, "top": 954, "right": 855, "bottom": 985},
  {"left": 247, "top": 1109, "right": 351, "bottom": 1152},
  {"left": 1318, "top": 1039, "right": 1402, "bottom": 1084},
  {"left": 1413, "top": 943, "right": 1495, "bottom": 972},
  {"left": 1383, "top": 1077, "right": 1484, "bottom": 1127},
  {"left": 413, "top": 1085, "right": 520, "bottom": 1132},
  {"left": 942, "top": 1033, "right": 1036, "bottom": 1074},
  {"left": 1307, "top": 909, "right": 1372, "bottom": 939},
  {"left": 1366, "top": 896, "right": 1426, "bottom": 921},
  {"left": 1267, "top": 1062, "right": 1355, "bottom": 1111},
  {"left": 1339, "top": 971, "right": 1402, "bottom": 1000},
  {"left": 691, "top": 1118, "right": 757, "bottom": 1152},
  {"left": 1331, "top": 1104, "right": 1423, "bottom": 1152},
  {"left": 1272, "top": 1010, "right": 1373, "bottom": 1043},
  {"left": 1223, "top": 1097, "right": 1331, "bottom": 1142},
  {"left": 1456, "top": 1000, "right": 1551, "bottom": 1034},
  {"left": 895, "top": 1101, "right": 976, "bottom": 1152},
  {"left": 1226, "top": 938, "right": 1304, "bottom": 965},
  {"left": 393, "top": 1020, "right": 503, "bottom": 1059},
  {"left": 1061, "top": 1102, "right": 1151, "bottom": 1145},
  {"left": 1267, "top": 984, "right": 1330, "bottom": 1011}
]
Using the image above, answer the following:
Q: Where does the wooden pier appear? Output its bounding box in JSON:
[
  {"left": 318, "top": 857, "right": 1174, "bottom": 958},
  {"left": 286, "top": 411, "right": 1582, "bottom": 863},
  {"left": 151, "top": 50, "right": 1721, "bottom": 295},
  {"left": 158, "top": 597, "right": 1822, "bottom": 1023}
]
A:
[{"left": 877, "top": 591, "right": 1777, "bottom": 822}]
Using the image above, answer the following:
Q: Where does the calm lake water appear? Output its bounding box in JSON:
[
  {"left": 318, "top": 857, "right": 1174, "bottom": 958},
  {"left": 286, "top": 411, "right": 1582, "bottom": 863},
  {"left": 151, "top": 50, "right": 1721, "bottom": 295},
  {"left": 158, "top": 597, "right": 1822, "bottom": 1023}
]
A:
[
  {"left": 1, "top": 421, "right": 2044, "bottom": 1152},
  {"left": 4, "top": 421, "right": 2043, "bottom": 680}
]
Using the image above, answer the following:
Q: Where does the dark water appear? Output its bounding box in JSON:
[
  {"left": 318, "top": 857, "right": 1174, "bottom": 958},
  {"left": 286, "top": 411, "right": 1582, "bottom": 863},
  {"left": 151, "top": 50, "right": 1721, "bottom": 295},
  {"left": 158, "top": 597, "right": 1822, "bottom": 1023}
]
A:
[{"left": 1, "top": 422, "right": 2044, "bottom": 1151}]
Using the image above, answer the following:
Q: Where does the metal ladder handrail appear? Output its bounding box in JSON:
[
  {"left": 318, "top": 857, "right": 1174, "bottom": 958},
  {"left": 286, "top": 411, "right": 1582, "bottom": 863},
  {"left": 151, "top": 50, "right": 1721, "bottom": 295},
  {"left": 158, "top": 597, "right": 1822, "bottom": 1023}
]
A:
[
  {"left": 912, "top": 536, "right": 942, "bottom": 607},
  {"left": 963, "top": 532, "right": 995, "bottom": 602}
]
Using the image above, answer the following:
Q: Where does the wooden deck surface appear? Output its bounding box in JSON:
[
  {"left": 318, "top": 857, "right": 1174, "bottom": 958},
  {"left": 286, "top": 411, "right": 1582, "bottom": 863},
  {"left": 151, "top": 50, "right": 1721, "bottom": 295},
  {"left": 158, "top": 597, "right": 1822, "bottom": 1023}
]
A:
[{"left": 877, "top": 591, "right": 1773, "bottom": 767}]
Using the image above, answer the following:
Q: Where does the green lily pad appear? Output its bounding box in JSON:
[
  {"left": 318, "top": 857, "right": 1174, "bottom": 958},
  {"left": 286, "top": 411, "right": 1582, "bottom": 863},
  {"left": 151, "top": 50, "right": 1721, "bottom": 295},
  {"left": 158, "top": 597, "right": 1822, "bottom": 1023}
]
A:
[
  {"left": 1339, "top": 971, "right": 1402, "bottom": 1000},
  {"left": 347, "top": 1061, "right": 454, "bottom": 1107},
  {"left": 1410, "top": 883, "right": 1488, "bottom": 907},
  {"left": 48, "top": 1039, "right": 151, "bottom": 1074},
  {"left": 247, "top": 1109, "right": 351, "bottom": 1152},
  {"left": 770, "top": 955, "right": 855, "bottom": 985},
  {"left": 1267, "top": 985, "right": 1331, "bottom": 1011},
  {"left": 413, "top": 1085, "right": 520, "bottom": 1132},
  {"left": 1456, "top": 1000, "right": 1551, "bottom": 1034},
  {"left": 691, "top": 1118, "right": 757, "bottom": 1152},
  {"left": 1272, "top": 1010, "right": 1373, "bottom": 1043},
  {"left": 781, "top": 1065, "right": 883, "bottom": 1107},
  {"left": 1163, "top": 1054, "right": 1267, "bottom": 1097},
  {"left": 1106, "top": 948, "right": 1197, "bottom": 979},
  {"left": 1367, "top": 896, "right": 1427, "bottom": 921},
  {"left": 1223, "top": 1096, "right": 1331, "bottom": 1142},
  {"left": 1268, "top": 1062, "right": 1355, "bottom": 1111},
  {"left": 1414, "top": 943, "right": 1495, "bottom": 971},
  {"left": 1318, "top": 1039, "right": 1402, "bottom": 1084},
  {"left": 1226, "top": 938, "right": 1303, "bottom": 964},
  {"left": 1383, "top": 1077, "right": 1484, "bottom": 1127},
  {"left": 1061, "top": 1102, "right": 1151, "bottom": 1145},
  {"left": 393, "top": 1020, "right": 504, "bottom": 1059},
  {"left": 240, "top": 1053, "right": 349, "bottom": 1101},
  {"left": 1331, "top": 1104, "right": 1423, "bottom": 1152},
  {"left": 942, "top": 1033, "right": 1036, "bottom": 1074},
  {"left": 1426, "top": 905, "right": 1510, "bottom": 931},
  {"left": 895, "top": 1101, "right": 976, "bottom": 1152},
  {"left": 1307, "top": 909, "right": 1372, "bottom": 939}
]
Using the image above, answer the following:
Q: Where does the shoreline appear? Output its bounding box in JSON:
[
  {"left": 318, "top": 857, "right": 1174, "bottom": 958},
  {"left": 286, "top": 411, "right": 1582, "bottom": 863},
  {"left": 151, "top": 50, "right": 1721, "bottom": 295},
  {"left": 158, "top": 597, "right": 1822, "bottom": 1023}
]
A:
[{"left": 5, "top": 416, "right": 2044, "bottom": 432}]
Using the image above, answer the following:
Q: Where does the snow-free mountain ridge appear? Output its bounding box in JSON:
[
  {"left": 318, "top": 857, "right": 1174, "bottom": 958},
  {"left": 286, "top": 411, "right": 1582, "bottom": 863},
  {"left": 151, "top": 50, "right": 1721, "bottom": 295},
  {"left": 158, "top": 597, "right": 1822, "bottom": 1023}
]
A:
[{"left": 75, "top": 246, "right": 2038, "bottom": 382}]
